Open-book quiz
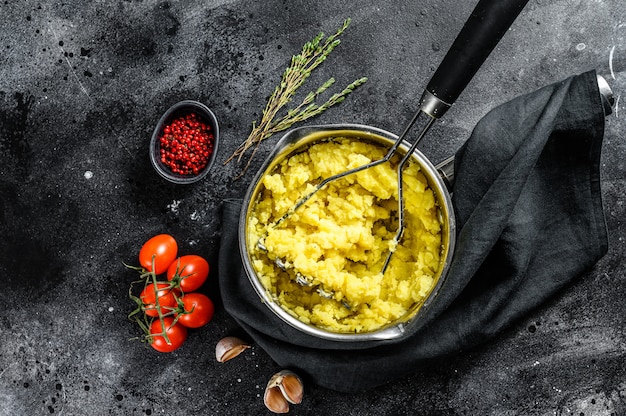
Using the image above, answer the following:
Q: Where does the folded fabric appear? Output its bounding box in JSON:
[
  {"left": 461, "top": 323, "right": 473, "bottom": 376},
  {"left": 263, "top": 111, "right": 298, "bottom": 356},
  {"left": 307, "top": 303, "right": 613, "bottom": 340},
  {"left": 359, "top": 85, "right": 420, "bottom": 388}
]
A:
[{"left": 218, "top": 70, "right": 608, "bottom": 392}]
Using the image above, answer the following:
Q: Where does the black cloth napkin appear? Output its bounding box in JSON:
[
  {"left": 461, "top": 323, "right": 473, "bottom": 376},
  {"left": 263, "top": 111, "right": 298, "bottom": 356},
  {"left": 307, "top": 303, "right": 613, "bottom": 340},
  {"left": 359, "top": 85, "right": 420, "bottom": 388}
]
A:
[{"left": 218, "top": 70, "right": 608, "bottom": 392}]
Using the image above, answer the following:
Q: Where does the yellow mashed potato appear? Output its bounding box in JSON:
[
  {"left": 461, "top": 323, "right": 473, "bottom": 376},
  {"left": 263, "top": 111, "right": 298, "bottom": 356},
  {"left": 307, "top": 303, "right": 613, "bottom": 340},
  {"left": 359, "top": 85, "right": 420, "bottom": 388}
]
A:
[{"left": 247, "top": 137, "right": 442, "bottom": 333}]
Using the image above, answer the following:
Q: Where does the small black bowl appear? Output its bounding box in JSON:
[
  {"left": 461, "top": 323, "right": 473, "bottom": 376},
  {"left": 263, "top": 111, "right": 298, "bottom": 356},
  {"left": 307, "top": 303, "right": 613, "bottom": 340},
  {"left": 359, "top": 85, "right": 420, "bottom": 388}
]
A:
[{"left": 150, "top": 100, "right": 219, "bottom": 184}]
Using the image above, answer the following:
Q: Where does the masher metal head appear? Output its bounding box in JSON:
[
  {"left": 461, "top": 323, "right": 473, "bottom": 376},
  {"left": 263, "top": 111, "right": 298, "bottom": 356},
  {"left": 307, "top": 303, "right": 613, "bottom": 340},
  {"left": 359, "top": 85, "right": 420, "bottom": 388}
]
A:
[{"left": 256, "top": 106, "right": 438, "bottom": 295}]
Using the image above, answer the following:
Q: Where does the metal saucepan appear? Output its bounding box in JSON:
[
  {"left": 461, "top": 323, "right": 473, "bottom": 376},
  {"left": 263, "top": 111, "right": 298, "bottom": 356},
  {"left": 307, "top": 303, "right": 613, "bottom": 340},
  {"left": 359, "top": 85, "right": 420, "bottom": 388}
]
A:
[
  {"left": 239, "top": 0, "right": 531, "bottom": 341},
  {"left": 240, "top": 125, "right": 456, "bottom": 341}
]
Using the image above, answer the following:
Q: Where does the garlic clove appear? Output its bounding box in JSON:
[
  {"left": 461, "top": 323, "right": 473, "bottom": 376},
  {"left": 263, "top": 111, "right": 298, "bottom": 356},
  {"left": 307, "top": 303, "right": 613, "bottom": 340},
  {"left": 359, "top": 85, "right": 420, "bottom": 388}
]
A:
[
  {"left": 215, "top": 336, "right": 250, "bottom": 363},
  {"left": 277, "top": 371, "right": 303, "bottom": 404},
  {"left": 263, "top": 384, "right": 290, "bottom": 414},
  {"left": 265, "top": 370, "right": 304, "bottom": 407}
]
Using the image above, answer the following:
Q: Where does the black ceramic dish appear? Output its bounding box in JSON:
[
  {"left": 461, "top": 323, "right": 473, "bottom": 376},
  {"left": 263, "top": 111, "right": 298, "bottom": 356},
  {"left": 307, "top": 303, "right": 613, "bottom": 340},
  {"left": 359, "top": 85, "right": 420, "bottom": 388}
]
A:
[{"left": 149, "top": 100, "right": 219, "bottom": 184}]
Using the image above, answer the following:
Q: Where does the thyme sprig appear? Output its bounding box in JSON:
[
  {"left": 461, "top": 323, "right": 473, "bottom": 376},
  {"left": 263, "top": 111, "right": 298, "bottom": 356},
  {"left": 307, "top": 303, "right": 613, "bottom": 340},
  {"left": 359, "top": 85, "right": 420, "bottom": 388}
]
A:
[{"left": 225, "top": 18, "right": 367, "bottom": 178}]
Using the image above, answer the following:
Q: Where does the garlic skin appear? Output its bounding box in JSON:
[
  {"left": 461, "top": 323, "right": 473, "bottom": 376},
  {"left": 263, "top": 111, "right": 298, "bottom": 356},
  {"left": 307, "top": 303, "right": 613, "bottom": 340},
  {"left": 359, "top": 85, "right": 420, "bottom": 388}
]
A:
[
  {"left": 215, "top": 336, "right": 250, "bottom": 362},
  {"left": 264, "top": 370, "right": 304, "bottom": 413}
]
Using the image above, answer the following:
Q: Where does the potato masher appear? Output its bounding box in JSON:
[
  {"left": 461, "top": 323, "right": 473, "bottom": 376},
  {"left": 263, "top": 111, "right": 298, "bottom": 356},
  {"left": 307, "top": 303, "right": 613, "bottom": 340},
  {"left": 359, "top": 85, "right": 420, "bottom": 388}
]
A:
[{"left": 259, "top": 0, "right": 531, "bottom": 287}]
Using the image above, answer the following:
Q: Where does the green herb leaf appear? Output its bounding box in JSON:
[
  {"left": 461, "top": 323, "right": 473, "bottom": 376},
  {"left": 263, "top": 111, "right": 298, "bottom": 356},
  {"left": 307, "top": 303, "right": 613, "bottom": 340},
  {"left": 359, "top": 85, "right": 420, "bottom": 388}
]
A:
[{"left": 225, "top": 18, "right": 367, "bottom": 178}]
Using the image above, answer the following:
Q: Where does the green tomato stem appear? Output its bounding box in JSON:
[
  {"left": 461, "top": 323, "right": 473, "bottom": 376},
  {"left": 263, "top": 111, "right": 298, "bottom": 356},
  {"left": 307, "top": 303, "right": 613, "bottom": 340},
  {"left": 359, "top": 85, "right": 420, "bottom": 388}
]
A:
[{"left": 149, "top": 255, "right": 172, "bottom": 345}]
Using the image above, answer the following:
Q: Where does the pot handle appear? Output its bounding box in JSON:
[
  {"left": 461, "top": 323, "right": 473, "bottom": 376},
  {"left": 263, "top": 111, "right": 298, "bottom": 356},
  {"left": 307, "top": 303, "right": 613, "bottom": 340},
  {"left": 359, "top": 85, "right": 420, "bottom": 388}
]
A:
[
  {"left": 420, "top": 0, "right": 530, "bottom": 119},
  {"left": 436, "top": 155, "right": 456, "bottom": 191},
  {"left": 435, "top": 74, "right": 616, "bottom": 190}
]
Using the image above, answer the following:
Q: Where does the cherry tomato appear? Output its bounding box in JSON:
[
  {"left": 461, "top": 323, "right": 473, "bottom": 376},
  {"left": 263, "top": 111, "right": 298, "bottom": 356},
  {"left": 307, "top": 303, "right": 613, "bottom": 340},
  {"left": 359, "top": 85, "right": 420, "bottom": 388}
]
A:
[
  {"left": 139, "top": 234, "right": 178, "bottom": 275},
  {"left": 166, "top": 255, "right": 209, "bottom": 292},
  {"left": 140, "top": 283, "right": 179, "bottom": 317},
  {"left": 149, "top": 317, "right": 187, "bottom": 353},
  {"left": 177, "top": 293, "right": 214, "bottom": 328}
]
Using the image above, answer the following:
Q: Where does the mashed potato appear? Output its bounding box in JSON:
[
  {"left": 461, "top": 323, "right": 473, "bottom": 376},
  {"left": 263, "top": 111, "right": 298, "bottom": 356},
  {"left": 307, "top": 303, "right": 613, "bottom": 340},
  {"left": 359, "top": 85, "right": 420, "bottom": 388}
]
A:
[{"left": 247, "top": 137, "right": 442, "bottom": 333}]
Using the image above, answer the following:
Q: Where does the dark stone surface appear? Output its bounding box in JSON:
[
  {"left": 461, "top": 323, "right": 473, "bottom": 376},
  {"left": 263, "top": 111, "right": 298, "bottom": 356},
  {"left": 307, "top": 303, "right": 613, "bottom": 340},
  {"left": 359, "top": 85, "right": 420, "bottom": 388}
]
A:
[{"left": 0, "top": 1, "right": 624, "bottom": 415}]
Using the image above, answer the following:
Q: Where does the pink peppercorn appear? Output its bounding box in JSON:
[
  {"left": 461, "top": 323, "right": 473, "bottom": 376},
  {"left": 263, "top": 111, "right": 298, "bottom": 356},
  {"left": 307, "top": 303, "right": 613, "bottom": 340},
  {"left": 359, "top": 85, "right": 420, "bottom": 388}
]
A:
[{"left": 159, "top": 112, "right": 215, "bottom": 176}]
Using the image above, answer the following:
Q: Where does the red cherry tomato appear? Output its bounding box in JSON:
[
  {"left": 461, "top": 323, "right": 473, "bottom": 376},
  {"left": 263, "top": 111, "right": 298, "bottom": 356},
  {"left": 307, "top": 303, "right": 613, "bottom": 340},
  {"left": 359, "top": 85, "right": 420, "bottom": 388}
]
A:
[
  {"left": 149, "top": 317, "right": 187, "bottom": 353},
  {"left": 140, "top": 283, "right": 179, "bottom": 317},
  {"left": 139, "top": 234, "right": 178, "bottom": 275},
  {"left": 166, "top": 255, "right": 209, "bottom": 292},
  {"left": 177, "top": 293, "right": 214, "bottom": 328}
]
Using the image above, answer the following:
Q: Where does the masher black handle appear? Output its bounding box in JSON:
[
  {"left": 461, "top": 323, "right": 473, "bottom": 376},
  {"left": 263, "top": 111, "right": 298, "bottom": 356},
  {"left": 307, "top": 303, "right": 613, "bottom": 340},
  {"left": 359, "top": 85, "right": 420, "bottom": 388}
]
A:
[{"left": 420, "top": 0, "right": 529, "bottom": 118}]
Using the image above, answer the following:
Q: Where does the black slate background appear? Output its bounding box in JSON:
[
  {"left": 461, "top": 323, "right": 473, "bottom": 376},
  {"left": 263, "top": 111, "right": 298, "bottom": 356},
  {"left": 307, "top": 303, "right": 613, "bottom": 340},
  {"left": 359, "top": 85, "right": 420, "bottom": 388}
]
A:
[{"left": 1, "top": 1, "right": 625, "bottom": 415}]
